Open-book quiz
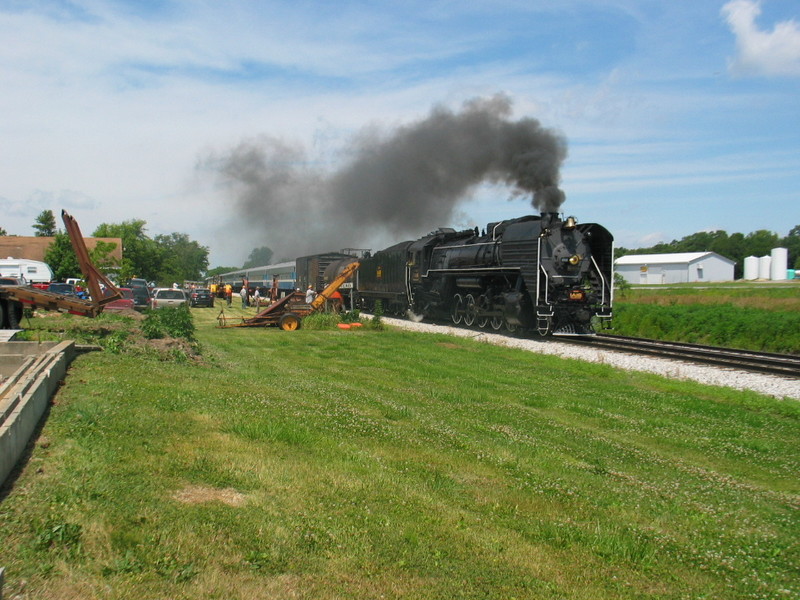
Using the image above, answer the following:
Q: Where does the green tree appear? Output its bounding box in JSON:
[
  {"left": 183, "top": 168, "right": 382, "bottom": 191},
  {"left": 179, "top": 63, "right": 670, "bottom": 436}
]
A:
[
  {"left": 33, "top": 209, "right": 57, "bottom": 237},
  {"left": 153, "top": 232, "right": 209, "bottom": 285},
  {"left": 93, "top": 220, "right": 163, "bottom": 282},
  {"left": 206, "top": 265, "right": 239, "bottom": 278},
  {"left": 743, "top": 229, "right": 780, "bottom": 259},
  {"left": 242, "top": 246, "right": 274, "bottom": 269},
  {"left": 783, "top": 225, "right": 800, "bottom": 269},
  {"left": 0, "top": 226, "right": 7, "bottom": 236},
  {"left": 43, "top": 231, "right": 80, "bottom": 281}
]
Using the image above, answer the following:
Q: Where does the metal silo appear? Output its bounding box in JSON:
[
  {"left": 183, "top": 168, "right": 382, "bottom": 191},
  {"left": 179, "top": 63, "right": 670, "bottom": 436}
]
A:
[
  {"left": 743, "top": 256, "right": 758, "bottom": 280},
  {"left": 770, "top": 248, "right": 788, "bottom": 281},
  {"left": 758, "top": 255, "right": 771, "bottom": 280}
]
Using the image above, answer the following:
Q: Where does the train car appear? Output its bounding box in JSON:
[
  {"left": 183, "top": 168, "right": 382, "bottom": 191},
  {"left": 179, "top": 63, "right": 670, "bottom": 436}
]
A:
[
  {"left": 355, "top": 212, "right": 614, "bottom": 336},
  {"left": 210, "top": 261, "right": 297, "bottom": 297},
  {"left": 296, "top": 252, "right": 360, "bottom": 292}
]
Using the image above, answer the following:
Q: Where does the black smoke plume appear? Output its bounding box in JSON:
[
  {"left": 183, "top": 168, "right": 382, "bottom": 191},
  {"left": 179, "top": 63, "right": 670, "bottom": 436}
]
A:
[{"left": 206, "top": 94, "right": 567, "bottom": 260}]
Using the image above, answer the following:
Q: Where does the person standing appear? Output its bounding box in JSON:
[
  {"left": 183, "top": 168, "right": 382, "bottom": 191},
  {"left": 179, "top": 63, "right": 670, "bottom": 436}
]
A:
[
  {"left": 225, "top": 283, "right": 233, "bottom": 307},
  {"left": 305, "top": 285, "right": 316, "bottom": 304},
  {"left": 240, "top": 285, "right": 248, "bottom": 309}
]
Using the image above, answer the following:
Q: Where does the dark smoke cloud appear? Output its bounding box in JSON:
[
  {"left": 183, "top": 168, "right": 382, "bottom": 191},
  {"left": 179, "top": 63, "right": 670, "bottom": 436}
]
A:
[{"left": 204, "top": 94, "right": 567, "bottom": 261}]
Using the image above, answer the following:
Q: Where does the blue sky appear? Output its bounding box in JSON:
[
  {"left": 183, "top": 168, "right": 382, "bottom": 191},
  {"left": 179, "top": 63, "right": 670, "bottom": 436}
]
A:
[{"left": 0, "top": 0, "right": 798, "bottom": 267}]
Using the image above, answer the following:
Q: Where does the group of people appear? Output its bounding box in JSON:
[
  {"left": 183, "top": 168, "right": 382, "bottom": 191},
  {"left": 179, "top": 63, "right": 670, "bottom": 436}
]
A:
[{"left": 210, "top": 279, "right": 343, "bottom": 312}]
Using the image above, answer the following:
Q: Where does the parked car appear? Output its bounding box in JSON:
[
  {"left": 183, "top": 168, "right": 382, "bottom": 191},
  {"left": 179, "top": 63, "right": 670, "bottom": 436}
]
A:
[
  {"left": 103, "top": 287, "right": 135, "bottom": 312},
  {"left": 189, "top": 288, "right": 214, "bottom": 308},
  {"left": 47, "top": 282, "right": 78, "bottom": 296},
  {"left": 127, "top": 278, "right": 151, "bottom": 310},
  {"left": 150, "top": 288, "right": 188, "bottom": 309},
  {"left": 0, "top": 277, "right": 26, "bottom": 286}
]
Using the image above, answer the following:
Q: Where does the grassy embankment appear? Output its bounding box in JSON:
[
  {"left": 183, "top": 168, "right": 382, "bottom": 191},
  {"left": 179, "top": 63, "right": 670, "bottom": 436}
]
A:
[
  {"left": 611, "top": 282, "right": 800, "bottom": 354},
  {"left": 0, "top": 305, "right": 798, "bottom": 599}
]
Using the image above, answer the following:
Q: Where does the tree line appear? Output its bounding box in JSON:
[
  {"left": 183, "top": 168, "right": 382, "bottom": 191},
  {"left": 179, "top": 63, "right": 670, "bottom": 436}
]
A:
[
  {"left": 616, "top": 225, "right": 800, "bottom": 279},
  {"left": 2, "top": 210, "right": 210, "bottom": 286},
  {"left": 2, "top": 210, "right": 277, "bottom": 286}
]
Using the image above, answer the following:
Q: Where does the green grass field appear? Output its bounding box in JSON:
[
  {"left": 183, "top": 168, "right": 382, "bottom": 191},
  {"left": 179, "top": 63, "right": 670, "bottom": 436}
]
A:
[
  {"left": 0, "top": 306, "right": 798, "bottom": 599},
  {"left": 611, "top": 282, "right": 800, "bottom": 353}
]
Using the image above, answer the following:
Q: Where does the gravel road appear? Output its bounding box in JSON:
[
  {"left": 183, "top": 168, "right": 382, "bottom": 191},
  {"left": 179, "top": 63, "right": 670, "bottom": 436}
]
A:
[{"left": 377, "top": 316, "right": 800, "bottom": 400}]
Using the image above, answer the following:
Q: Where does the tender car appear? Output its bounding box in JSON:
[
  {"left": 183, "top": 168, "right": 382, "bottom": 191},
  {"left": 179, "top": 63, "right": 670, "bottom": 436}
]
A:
[
  {"left": 103, "top": 287, "right": 135, "bottom": 312},
  {"left": 189, "top": 288, "right": 214, "bottom": 308},
  {"left": 47, "top": 282, "right": 78, "bottom": 296},
  {"left": 127, "top": 278, "right": 151, "bottom": 310},
  {"left": 149, "top": 287, "right": 188, "bottom": 309}
]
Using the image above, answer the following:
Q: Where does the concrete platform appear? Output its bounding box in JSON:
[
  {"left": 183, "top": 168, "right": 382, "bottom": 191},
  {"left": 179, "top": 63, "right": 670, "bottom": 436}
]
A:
[
  {"left": 0, "top": 330, "right": 21, "bottom": 343},
  {"left": 0, "top": 339, "right": 76, "bottom": 488}
]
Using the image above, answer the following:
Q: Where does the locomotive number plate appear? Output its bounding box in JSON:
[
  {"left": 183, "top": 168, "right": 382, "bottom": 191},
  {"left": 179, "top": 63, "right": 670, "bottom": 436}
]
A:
[{"left": 569, "top": 290, "right": 585, "bottom": 300}]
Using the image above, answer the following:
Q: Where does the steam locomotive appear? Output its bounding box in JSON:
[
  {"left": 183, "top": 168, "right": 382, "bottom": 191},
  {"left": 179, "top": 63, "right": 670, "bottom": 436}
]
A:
[{"left": 337, "top": 212, "right": 614, "bottom": 335}]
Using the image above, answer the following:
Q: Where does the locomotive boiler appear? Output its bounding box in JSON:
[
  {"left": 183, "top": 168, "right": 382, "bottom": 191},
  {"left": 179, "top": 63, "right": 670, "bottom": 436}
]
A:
[{"left": 354, "top": 212, "right": 614, "bottom": 335}]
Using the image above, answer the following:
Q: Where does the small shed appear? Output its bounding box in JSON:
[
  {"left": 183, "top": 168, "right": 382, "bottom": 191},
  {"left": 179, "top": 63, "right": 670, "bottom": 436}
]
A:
[{"left": 615, "top": 252, "right": 735, "bottom": 285}]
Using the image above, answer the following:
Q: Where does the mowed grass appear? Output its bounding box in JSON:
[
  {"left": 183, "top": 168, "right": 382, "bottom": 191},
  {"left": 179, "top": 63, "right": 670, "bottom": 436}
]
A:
[{"left": 0, "top": 307, "right": 798, "bottom": 599}]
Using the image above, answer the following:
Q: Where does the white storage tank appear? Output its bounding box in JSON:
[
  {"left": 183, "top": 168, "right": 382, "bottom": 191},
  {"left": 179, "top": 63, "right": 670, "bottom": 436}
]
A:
[
  {"left": 770, "top": 247, "right": 788, "bottom": 281},
  {"left": 758, "top": 255, "right": 771, "bottom": 280},
  {"left": 743, "top": 256, "right": 759, "bottom": 280}
]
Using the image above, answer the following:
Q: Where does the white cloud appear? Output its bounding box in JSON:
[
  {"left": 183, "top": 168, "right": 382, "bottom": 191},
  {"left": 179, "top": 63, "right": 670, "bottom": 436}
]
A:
[{"left": 722, "top": 0, "right": 800, "bottom": 77}]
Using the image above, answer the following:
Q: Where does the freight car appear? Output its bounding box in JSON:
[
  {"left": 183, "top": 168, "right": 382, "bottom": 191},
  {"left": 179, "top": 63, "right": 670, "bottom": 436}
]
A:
[{"left": 354, "top": 212, "right": 613, "bottom": 335}]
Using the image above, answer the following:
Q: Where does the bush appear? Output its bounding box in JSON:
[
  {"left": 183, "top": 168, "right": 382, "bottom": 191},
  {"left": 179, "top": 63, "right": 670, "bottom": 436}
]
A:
[
  {"left": 302, "top": 312, "right": 342, "bottom": 330},
  {"left": 341, "top": 309, "right": 361, "bottom": 323},
  {"left": 370, "top": 300, "right": 384, "bottom": 330},
  {"left": 142, "top": 305, "right": 195, "bottom": 341}
]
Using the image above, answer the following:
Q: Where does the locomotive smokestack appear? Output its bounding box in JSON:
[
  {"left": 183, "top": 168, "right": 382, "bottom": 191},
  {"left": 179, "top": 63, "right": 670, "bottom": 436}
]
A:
[{"left": 540, "top": 211, "right": 560, "bottom": 229}]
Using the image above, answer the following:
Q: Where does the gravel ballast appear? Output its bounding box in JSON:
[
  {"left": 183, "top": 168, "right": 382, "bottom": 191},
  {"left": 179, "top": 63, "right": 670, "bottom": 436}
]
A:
[{"left": 377, "top": 316, "right": 800, "bottom": 400}]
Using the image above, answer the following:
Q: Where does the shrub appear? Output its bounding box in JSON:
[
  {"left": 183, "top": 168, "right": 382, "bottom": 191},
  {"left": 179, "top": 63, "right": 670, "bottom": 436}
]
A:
[
  {"left": 302, "top": 312, "right": 341, "bottom": 330},
  {"left": 370, "top": 300, "right": 384, "bottom": 330},
  {"left": 142, "top": 306, "right": 195, "bottom": 341}
]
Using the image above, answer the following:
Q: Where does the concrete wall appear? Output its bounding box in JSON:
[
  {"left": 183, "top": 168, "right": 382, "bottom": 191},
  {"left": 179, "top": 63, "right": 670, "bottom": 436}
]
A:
[{"left": 0, "top": 341, "right": 75, "bottom": 488}]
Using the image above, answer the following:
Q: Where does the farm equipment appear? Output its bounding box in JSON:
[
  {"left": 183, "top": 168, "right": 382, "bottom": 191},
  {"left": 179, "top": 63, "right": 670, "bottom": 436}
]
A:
[
  {"left": 217, "top": 261, "right": 359, "bottom": 331},
  {"left": 0, "top": 211, "right": 122, "bottom": 329}
]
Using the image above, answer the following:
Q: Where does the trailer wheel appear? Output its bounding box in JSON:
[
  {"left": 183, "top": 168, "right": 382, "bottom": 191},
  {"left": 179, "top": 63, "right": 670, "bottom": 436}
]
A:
[
  {"left": 8, "top": 301, "right": 22, "bottom": 329},
  {"left": 279, "top": 313, "right": 301, "bottom": 331}
]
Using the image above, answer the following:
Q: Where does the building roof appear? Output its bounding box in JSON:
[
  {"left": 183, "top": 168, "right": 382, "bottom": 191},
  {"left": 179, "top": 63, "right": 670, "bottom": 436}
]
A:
[
  {"left": 615, "top": 252, "right": 735, "bottom": 266},
  {"left": 0, "top": 236, "right": 123, "bottom": 262}
]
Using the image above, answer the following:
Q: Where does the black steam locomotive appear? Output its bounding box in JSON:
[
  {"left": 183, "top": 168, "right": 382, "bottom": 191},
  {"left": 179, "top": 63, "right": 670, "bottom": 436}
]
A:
[{"left": 346, "top": 212, "right": 614, "bottom": 335}]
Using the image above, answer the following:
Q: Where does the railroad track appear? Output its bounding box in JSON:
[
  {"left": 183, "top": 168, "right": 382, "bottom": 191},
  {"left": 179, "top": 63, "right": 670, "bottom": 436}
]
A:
[{"left": 565, "top": 334, "right": 800, "bottom": 378}]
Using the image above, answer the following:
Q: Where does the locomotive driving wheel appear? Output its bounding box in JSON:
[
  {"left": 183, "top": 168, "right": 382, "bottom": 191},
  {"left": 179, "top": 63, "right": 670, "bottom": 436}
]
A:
[
  {"left": 464, "top": 294, "right": 478, "bottom": 326},
  {"left": 490, "top": 316, "right": 503, "bottom": 330},
  {"left": 450, "top": 293, "right": 464, "bottom": 325}
]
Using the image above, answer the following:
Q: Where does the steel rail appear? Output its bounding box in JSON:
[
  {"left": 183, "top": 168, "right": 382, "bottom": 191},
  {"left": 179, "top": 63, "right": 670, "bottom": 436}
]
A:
[{"left": 567, "top": 334, "right": 800, "bottom": 378}]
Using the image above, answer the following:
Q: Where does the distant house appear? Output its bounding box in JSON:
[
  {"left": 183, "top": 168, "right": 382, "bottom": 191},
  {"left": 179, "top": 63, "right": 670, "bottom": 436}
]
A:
[
  {"left": 0, "top": 236, "right": 122, "bottom": 263},
  {"left": 615, "top": 252, "right": 735, "bottom": 285}
]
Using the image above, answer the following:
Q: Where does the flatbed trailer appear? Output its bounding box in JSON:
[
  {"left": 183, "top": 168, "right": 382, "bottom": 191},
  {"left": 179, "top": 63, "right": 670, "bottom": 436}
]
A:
[
  {"left": 0, "top": 211, "right": 122, "bottom": 329},
  {"left": 217, "top": 261, "right": 359, "bottom": 331}
]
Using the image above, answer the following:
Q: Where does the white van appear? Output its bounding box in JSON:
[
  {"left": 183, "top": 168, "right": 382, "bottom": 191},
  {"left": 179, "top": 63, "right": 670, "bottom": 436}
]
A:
[{"left": 0, "top": 257, "right": 53, "bottom": 284}]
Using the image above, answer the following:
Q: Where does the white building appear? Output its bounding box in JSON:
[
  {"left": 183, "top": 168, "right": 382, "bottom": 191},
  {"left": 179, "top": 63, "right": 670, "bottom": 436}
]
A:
[{"left": 615, "top": 252, "right": 735, "bottom": 285}]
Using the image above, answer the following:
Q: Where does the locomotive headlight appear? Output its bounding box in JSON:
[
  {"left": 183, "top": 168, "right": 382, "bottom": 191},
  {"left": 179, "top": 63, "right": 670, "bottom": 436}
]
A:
[{"left": 568, "top": 254, "right": 582, "bottom": 265}]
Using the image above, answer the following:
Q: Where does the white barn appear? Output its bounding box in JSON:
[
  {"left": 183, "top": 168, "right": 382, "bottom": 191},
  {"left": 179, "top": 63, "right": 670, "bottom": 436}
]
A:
[{"left": 615, "top": 252, "right": 735, "bottom": 285}]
